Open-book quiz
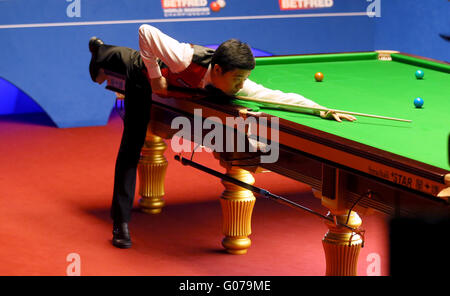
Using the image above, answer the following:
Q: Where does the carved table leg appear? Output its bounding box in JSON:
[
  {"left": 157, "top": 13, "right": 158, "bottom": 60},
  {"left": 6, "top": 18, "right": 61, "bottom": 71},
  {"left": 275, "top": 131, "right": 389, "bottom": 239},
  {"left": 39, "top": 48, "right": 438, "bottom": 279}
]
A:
[
  {"left": 322, "top": 210, "right": 363, "bottom": 276},
  {"left": 219, "top": 162, "right": 256, "bottom": 255},
  {"left": 138, "top": 130, "right": 168, "bottom": 214}
]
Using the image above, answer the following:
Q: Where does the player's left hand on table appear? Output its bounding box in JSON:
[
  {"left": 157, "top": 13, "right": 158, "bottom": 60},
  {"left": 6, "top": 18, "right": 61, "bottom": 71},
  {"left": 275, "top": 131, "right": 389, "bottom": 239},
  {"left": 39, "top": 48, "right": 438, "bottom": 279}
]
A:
[
  {"left": 320, "top": 110, "right": 357, "bottom": 122},
  {"left": 150, "top": 76, "right": 169, "bottom": 97}
]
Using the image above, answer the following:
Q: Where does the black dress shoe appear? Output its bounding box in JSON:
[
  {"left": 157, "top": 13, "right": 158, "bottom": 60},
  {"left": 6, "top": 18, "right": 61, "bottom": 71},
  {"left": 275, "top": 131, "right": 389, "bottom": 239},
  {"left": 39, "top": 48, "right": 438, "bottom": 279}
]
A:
[{"left": 112, "top": 222, "right": 132, "bottom": 249}]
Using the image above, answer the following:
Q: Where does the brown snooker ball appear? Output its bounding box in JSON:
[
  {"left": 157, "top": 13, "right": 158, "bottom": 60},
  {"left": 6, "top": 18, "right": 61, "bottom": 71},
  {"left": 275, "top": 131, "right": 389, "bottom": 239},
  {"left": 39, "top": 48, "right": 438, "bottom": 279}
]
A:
[{"left": 315, "top": 72, "right": 324, "bottom": 82}]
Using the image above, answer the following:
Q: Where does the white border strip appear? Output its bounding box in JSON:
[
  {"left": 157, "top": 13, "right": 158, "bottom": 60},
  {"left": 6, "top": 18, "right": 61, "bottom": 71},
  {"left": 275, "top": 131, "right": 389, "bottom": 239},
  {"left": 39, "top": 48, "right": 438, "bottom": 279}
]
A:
[{"left": 0, "top": 12, "right": 371, "bottom": 29}]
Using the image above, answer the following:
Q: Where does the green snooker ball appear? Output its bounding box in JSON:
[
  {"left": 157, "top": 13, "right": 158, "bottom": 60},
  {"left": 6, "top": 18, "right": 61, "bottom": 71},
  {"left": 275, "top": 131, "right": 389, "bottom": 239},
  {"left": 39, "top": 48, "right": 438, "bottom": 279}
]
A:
[{"left": 415, "top": 70, "right": 424, "bottom": 79}]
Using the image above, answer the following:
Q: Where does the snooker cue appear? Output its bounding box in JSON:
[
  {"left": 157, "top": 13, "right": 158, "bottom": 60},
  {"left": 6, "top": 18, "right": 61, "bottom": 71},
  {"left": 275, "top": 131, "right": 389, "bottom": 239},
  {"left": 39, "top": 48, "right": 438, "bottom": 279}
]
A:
[
  {"left": 174, "top": 154, "right": 361, "bottom": 234},
  {"left": 166, "top": 85, "right": 412, "bottom": 123},
  {"left": 235, "top": 95, "right": 413, "bottom": 123}
]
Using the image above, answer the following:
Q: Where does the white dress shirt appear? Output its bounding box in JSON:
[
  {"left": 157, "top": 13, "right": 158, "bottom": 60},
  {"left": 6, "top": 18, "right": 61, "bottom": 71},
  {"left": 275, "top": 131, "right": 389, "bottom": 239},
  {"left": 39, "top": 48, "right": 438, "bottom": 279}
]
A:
[{"left": 138, "top": 24, "right": 323, "bottom": 113}]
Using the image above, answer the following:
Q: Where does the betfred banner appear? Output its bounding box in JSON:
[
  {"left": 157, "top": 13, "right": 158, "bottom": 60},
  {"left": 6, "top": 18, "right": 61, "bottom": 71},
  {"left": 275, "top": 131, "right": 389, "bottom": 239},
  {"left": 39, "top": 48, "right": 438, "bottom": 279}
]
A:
[
  {"left": 279, "top": 0, "right": 334, "bottom": 10},
  {"left": 161, "top": 0, "right": 227, "bottom": 17}
]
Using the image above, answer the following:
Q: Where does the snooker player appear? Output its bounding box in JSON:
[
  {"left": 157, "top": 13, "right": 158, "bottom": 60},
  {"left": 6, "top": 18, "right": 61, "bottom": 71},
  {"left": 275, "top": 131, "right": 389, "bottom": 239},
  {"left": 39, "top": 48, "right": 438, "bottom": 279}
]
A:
[
  {"left": 89, "top": 24, "right": 355, "bottom": 249},
  {"left": 138, "top": 25, "right": 355, "bottom": 123}
]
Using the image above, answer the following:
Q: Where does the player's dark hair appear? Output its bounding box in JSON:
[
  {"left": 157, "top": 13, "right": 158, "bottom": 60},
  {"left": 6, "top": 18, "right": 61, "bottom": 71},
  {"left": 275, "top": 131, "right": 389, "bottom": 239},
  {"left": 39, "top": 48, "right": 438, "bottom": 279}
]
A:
[
  {"left": 211, "top": 39, "right": 255, "bottom": 73},
  {"left": 89, "top": 36, "right": 104, "bottom": 54}
]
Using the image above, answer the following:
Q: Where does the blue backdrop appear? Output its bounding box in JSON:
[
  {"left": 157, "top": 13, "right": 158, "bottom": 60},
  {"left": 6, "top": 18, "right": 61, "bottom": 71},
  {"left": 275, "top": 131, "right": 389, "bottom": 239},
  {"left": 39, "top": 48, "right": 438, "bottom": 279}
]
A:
[{"left": 0, "top": 0, "right": 448, "bottom": 127}]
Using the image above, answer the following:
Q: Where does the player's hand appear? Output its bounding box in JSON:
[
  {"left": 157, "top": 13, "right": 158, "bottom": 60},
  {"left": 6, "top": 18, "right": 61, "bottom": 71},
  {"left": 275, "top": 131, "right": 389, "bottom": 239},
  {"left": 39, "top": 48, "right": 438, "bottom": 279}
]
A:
[
  {"left": 320, "top": 110, "right": 357, "bottom": 122},
  {"left": 150, "top": 76, "right": 168, "bottom": 96}
]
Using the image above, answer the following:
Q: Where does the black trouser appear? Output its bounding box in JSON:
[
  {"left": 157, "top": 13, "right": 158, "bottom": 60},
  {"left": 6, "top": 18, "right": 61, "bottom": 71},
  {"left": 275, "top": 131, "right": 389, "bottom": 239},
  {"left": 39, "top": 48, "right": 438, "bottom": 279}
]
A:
[{"left": 111, "top": 82, "right": 152, "bottom": 223}]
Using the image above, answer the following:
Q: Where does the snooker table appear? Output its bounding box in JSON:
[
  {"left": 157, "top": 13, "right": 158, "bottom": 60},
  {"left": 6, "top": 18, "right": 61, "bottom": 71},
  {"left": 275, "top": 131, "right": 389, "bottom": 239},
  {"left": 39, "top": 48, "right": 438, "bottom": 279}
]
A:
[{"left": 134, "top": 51, "right": 450, "bottom": 276}]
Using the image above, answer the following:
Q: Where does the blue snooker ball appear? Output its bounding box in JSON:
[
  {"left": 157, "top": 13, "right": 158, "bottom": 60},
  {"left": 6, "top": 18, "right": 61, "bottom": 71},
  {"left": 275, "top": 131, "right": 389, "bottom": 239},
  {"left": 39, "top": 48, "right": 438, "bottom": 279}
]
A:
[
  {"left": 414, "top": 97, "right": 424, "bottom": 108},
  {"left": 415, "top": 70, "right": 424, "bottom": 79}
]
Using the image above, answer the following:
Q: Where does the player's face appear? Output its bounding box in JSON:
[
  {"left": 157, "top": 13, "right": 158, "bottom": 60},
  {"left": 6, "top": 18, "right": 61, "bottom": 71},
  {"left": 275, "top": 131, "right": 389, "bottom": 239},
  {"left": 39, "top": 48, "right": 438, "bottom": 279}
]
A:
[{"left": 211, "top": 64, "right": 251, "bottom": 95}]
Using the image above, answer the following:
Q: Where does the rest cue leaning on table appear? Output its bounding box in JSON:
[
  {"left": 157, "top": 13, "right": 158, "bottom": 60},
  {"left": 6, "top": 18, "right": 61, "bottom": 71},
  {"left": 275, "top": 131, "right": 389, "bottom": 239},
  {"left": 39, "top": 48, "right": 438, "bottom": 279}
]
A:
[{"left": 107, "top": 50, "right": 450, "bottom": 276}]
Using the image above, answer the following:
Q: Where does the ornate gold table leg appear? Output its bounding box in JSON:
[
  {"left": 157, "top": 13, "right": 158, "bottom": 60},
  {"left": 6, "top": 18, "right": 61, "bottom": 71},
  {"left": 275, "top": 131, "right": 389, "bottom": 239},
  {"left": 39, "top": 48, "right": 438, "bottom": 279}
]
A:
[
  {"left": 322, "top": 211, "right": 363, "bottom": 276},
  {"left": 137, "top": 130, "right": 168, "bottom": 214},
  {"left": 219, "top": 162, "right": 256, "bottom": 255}
]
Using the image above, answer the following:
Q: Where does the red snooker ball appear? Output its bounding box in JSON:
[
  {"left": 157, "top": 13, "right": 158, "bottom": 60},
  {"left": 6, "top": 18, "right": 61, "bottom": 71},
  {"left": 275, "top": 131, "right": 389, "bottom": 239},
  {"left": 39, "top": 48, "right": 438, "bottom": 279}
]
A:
[
  {"left": 315, "top": 72, "right": 324, "bottom": 82},
  {"left": 210, "top": 2, "right": 221, "bottom": 12}
]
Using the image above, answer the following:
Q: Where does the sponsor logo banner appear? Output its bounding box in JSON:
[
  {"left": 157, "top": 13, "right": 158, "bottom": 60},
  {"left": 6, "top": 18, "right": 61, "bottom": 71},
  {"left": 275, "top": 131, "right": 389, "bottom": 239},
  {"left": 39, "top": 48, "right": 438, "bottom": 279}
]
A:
[
  {"left": 279, "top": 0, "right": 334, "bottom": 10},
  {"left": 161, "top": 0, "right": 226, "bottom": 17}
]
